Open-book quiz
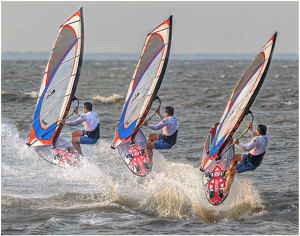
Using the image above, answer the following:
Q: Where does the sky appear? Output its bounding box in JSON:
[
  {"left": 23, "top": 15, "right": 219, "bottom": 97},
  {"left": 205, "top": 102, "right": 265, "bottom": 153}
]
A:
[{"left": 1, "top": 1, "right": 298, "bottom": 55}]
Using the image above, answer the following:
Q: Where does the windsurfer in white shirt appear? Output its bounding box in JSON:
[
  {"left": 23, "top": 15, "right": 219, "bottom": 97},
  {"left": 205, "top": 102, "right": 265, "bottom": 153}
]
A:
[
  {"left": 60, "top": 102, "right": 100, "bottom": 156},
  {"left": 144, "top": 106, "right": 178, "bottom": 165},
  {"left": 220, "top": 123, "right": 268, "bottom": 198}
]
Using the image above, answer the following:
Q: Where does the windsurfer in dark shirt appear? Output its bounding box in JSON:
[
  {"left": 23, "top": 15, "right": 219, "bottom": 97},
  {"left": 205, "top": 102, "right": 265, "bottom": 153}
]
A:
[
  {"left": 60, "top": 102, "right": 100, "bottom": 156},
  {"left": 144, "top": 106, "right": 178, "bottom": 165},
  {"left": 220, "top": 123, "right": 268, "bottom": 198}
]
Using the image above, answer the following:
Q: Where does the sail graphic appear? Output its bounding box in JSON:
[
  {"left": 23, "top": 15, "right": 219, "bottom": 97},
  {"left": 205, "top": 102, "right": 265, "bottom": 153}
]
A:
[
  {"left": 200, "top": 32, "right": 277, "bottom": 171},
  {"left": 111, "top": 16, "right": 172, "bottom": 149},
  {"left": 27, "top": 8, "right": 84, "bottom": 147}
]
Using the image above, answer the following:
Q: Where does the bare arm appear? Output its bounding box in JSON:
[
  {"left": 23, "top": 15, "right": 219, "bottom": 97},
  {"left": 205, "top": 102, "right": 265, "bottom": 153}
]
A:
[
  {"left": 74, "top": 107, "right": 81, "bottom": 118},
  {"left": 155, "top": 107, "right": 165, "bottom": 121},
  {"left": 248, "top": 123, "right": 257, "bottom": 137},
  {"left": 157, "top": 112, "right": 165, "bottom": 121},
  {"left": 250, "top": 129, "right": 257, "bottom": 137}
]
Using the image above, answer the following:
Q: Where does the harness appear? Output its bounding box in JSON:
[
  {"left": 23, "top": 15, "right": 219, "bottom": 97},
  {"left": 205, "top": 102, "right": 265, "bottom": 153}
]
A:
[
  {"left": 162, "top": 130, "right": 178, "bottom": 145},
  {"left": 247, "top": 151, "right": 266, "bottom": 168},
  {"left": 85, "top": 123, "right": 100, "bottom": 140}
]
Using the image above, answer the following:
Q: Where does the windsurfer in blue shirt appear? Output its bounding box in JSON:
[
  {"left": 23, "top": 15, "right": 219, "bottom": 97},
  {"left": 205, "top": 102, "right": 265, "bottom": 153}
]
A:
[
  {"left": 60, "top": 102, "right": 100, "bottom": 156},
  {"left": 144, "top": 106, "right": 178, "bottom": 165},
  {"left": 220, "top": 123, "right": 268, "bottom": 198}
]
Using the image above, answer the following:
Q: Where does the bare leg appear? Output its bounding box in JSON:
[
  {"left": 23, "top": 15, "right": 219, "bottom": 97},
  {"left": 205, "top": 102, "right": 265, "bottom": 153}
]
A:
[
  {"left": 69, "top": 130, "right": 83, "bottom": 152},
  {"left": 223, "top": 154, "right": 243, "bottom": 195},
  {"left": 145, "top": 134, "right": 159, "bottom": 165},
  {"left": 224, "top": 172, "right": 236, "bottom": 195},
  {"left": 71, "top": 137, "right": 84, "bottom": 156},
  {"left": 225, "top": 154, "right": 243, "bottom": 176}
]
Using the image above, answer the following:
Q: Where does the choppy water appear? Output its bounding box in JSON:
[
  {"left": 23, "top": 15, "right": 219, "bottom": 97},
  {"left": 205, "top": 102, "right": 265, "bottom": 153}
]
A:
[{"left": 1, "top": 59, "right": 298, "bottom": 234}]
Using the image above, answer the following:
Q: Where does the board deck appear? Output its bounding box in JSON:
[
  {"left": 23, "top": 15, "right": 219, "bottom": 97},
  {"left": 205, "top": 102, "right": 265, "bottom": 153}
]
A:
[
  {"left": 34, "top": 137, "right": 80, "bottom": 167},
  {"left": 201, "top": 124, "right": 235, "bottom": 205},
  {"left": 117, "top": 130, "right": 151, "bottom": 176}
]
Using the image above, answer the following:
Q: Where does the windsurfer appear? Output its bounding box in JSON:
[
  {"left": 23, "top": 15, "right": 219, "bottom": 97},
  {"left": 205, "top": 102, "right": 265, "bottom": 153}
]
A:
[
  {"left": 220, "top": 123, "right": 268, "bottom": 198},
  {"left": 144, "top": 106, "right": 178, "bottom": 164},
  {"left": 60, "top": 102, "right": 100, "bottom": 156}
]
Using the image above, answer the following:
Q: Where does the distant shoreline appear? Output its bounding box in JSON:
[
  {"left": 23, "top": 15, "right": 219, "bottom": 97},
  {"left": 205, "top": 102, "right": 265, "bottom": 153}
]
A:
[{"left": 1, "top": 52, "right": 298, "bottom": 61}]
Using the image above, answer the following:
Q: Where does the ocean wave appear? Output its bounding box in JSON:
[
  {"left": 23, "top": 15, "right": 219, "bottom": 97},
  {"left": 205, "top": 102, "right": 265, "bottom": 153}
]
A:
[
  {"left": 2, "top": 91, "right": 38, "bottom": 99},
  {"left": 274, "top": 74, "right": 280, "bottom": 79},
  {"left": 92, "top": 94, "right": 123, "bottom": 103},
  {"left": 24, "top": 91, "right": 38, "bottom": 98}
]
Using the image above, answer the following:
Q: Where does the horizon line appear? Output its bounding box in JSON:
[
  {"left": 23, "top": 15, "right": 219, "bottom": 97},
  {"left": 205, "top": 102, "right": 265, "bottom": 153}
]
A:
[{"left": 2, "top": 51, "right": 298, "bottom": 61}]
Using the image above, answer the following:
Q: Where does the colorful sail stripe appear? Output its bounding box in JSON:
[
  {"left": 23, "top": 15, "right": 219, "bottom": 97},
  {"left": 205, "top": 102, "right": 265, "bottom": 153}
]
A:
[
  {"left": 118, "top": 44, "right": 165, "bottom": 138},
  {"left": 28, "top": 8, "right": 84, "bottom": 146},
  {"left": 200, "top": 32, "right": 277, "bottom": 170},
  {"left": 210, "top": 59, "right": 266, "bottom": 158},
  {"left": 32, "top": 39, "right": 78, "bottom": 134},
  {"left": 112, "top": 16, "right": 172, "bottom": 149}
]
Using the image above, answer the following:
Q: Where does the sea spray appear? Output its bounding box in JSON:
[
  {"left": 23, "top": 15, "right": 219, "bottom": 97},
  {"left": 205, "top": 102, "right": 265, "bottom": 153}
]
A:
[
  {"left": 110, "top": 151, "right": 265, "bottom": 222},
  {"left": 2, "top": 123, "right": 265, "bottom": 222}
]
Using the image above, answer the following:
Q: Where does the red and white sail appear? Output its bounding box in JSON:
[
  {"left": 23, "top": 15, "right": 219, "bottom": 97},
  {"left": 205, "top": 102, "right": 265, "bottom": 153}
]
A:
[
  {"left": 28, "top": 8, "right": 84, "bottom": 147},
  {"left": 112, "top": 16, "right": 172, "bottom": 149},
  {"left": 200, "top": 32, "right": 277, "bottom": 171}
]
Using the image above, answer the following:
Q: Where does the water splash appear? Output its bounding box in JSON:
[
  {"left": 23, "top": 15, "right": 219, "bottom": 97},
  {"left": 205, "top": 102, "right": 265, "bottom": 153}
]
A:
[
  {"left": 2, "top": 123, "right": 265, "bottom": 223},
  {"left": 110, "top": 151, "right": 265, "bottom": 222}
]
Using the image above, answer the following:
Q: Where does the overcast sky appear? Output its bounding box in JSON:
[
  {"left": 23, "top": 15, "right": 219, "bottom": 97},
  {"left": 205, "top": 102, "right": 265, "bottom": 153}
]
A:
[{"left": 1, "top": 1, "right": 298, "bottom": 54}]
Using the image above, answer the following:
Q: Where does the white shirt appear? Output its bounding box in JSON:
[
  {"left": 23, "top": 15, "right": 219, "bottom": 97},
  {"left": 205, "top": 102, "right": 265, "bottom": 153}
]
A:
[
  {"left": 239, "top": 130, "right": 268, "bottom": 156},
  {"left": 65, "top": 111, "right": 99, "bottom": 131},
  {"left": 147, "top": 115, "right": 177, "bottom": 136}
]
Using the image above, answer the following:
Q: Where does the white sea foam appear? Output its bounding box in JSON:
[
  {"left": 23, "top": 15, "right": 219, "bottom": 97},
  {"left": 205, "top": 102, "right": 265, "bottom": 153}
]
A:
[
  {"left": 92, "top": 94, "right": 123, "bottom": 103},
  {"left": 1, "top": 91, "right": 38, "bottom": 98},
  {"left": 2, "top": 123, "right": 264, "bottom": 222},
  {"left": 24, "top": 91, "right": 38, "bottom": 98}
]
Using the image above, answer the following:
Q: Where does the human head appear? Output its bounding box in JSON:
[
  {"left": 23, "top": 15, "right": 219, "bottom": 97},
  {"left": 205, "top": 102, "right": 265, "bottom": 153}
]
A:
[
  {"left": 165, "top": 106, "right": 174, "bottom": 117},
  {"left": 257, "top": 124, "right": 267, "bottom": 135},
  {"left": 83, "top": 102, "right": 92, "bottom": 113}
]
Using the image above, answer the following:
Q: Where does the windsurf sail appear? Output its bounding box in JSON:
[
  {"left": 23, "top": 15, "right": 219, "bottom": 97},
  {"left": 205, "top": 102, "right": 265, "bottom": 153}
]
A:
[
  {"left": 200, "top": 32, "right": 277, "bottom": 171},
  {"left": 111, "top": 16, "right": 172, "bottom": 149},
  {"left": 27, "top": 8, "right": 84, "bottom": 147}
]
